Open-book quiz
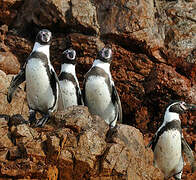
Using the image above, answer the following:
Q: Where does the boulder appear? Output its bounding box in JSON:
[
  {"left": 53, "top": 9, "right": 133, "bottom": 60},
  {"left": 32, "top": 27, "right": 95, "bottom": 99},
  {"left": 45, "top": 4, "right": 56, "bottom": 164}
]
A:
[
  {"left": 93, "top": 0, "right": 164, "bottom": 61},
  {"left": 13, "top": 0, "right": 99, "bottom": 35},
  {"left": 0, "top": 52, "right": 20, "bottom": 74},
  {"left": 0, "top": 70, "right": 28, "bottom": 119},
  {"left": 0, "top": 0, "right": 24, "bottom": 25},
  {"left": 0, "top": 106, "right": 163, "bottom": 179},
  {"left": 155, "top": 0, "right": 196, "bottom": 62},
  {"left": 0, "top": 0, "right": 195, "bottom": 179}
]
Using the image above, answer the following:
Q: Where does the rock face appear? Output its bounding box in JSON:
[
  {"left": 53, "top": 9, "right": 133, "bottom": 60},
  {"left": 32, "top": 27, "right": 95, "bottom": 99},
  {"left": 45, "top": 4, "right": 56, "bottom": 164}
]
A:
[
  {"left": 0, "top": 0, "right": 196, "bottom": 179},
  {"left": 0, "top": 70, "right": 28, "bottom": 119},
  {"left": 0, "top": 106, "right": 163, "bottom": 179}
]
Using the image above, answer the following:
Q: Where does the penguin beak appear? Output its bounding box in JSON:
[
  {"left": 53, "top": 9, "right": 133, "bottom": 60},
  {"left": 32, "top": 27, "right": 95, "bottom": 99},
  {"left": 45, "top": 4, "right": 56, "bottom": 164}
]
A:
[{"left": 186, "top": 104, "right": 196, "bottom": 111}]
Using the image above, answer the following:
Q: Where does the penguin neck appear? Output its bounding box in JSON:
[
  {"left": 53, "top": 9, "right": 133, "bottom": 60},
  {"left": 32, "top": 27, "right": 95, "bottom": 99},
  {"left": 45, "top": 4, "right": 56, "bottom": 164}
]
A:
[
  {"left": 32, "top": 42, "right": 50, "bottom": 60},
  {"left": 92, "top": 59, "right": 111, "bottom": 76},
  {"left": 163, "top": 109, "right": 180, "bottom": 123},
  {"left": 60, "top": 63, "right": 76, "bottom": 75}
]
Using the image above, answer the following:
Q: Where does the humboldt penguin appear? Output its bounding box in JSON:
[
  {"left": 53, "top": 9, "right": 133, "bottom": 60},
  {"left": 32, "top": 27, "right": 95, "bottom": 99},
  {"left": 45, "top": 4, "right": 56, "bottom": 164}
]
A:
[
  {"left": 147, "top": 101, "right": 196, "bottom": 179},
  {"left": 83, "top": 45, "right": 122, "bottom": 128},
  {"left": 7, "top": 29, "right": 62, "bottom": 127},
  {"left": 58, "top": 48, "right": 83, "bottom": 108}
]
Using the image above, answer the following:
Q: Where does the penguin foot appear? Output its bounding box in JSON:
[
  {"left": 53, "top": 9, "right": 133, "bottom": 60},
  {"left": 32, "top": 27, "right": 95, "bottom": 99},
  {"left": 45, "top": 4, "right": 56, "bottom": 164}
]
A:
[
  {"left": 29, "top": 109, "right": 36, "bottom": 126},
  {"left": 34, "top": 115, "right": 50, "bottom": 127},
  {"left": 174, "top": 170, "right": 182, "bottom": 180},
  {"left": 105, "top": 125, "right": 118, "bottom": 143}
]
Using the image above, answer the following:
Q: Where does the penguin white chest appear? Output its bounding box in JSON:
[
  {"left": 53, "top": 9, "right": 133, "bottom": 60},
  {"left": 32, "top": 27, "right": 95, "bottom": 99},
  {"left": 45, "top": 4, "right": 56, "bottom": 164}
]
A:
[
  {"left": 154, "top": 129, "right": 182, "bottom": 178},
  {"left": 25, "top": 58, "right": 55, "bottom": 112},
  {"left": 85, "top": 75, "right": 116, "bottom": 124},
  {"left": 59, "top": 80, "right": 77, "bottom": 108}
]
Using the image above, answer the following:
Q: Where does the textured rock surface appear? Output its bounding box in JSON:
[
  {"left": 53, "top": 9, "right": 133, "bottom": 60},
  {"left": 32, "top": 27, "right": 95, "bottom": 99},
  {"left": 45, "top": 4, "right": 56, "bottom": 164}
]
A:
[
  {"left": 0, "top": 70, "right": 28, "bottom": 119},
  {"left": 0, "top": 106, "right": 164, "bottom": 179},
  {"left": 0, "top": 0, "right": 195, "bottom": 179},
  {"left": 0, "top": 52, "right": 20, "bottom": 74}
]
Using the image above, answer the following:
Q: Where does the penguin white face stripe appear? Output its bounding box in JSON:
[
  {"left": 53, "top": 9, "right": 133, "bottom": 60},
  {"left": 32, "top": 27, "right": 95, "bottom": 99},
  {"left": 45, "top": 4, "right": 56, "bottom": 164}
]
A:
[
  {"left": 60, "top": 63, "right": 76, "bottom": 74},
  {"left": 163, "top": 110, "right": 180, "bottom": 124},
  {"left": 92, "top": 59, "right": 112, "bottom": 82},
  {"left": 32, "top": 42, "right": 50, "bottom": 60},
  {"left": 179, "top": 102, "right": 188, "bottom": 111}
]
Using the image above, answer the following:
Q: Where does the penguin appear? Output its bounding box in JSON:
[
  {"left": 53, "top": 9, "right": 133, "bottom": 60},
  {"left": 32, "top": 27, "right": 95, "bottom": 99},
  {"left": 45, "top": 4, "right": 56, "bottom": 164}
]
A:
[
  {"left": 7, "top": 29, "right": 63, "bottom": 127},
  {"left": 83, "top": 45, "right": 122, "bottom": 128},
  {"left": 147, "top": 101, "right": 196, "bottom": 180},
  {"left": 58, "top": 48, "right": 83, "bottom": 108}
]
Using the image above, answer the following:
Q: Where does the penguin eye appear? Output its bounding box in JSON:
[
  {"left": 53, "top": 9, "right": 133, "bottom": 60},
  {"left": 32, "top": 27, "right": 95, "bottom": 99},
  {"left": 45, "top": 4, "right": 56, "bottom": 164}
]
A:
[
  {"left": 63, "top": 50, "right": 69, "bottom": 56},
  {"left": 64, "top": 50, "right": 69, "bottom": 54},
  {"left": 63, "top": 49, "right": 76, "bottom": 60},
  {"left": 68, "top": 51, "right": 76, "bottom": 60},
  {"left": 67, "top": 53, "right": 73, "bottom": 60}
]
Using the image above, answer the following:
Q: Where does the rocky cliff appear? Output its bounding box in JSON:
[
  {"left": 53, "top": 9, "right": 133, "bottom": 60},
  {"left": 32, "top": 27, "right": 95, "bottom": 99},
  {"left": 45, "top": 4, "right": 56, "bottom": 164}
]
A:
[{"left": 0, "top": 0, "right": 195, "bottom": 179}]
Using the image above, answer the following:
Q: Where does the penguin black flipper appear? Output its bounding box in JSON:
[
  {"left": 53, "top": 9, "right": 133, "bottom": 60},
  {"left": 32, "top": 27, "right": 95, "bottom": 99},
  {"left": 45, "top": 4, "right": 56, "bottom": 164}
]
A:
[
  {"left": 7, "top": 68, "right": 26, "bottom": 103},
  {"left": 111, "top": 84, "right": 122, "bottom": 123},
  {"left": 76, "top": 85, "right": 84, "bottom": 105},
  {"left": 82, "top": 78, "right": 86, "bottom": 106},
  {"left": 146, "top": 133, "right": 158, "bottom": 151},
  {"left": 181, "top": 136, "right": 195, "bottom": 172},
  {"left": 52, "top": 68, "right": 65, "bottom": 112}
]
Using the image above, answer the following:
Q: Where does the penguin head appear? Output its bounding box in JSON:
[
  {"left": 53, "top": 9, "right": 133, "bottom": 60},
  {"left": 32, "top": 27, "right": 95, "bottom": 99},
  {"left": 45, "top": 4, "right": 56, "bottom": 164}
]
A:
[
  {"left": 97, "top": 46, "right": 112, "bottom": 63},
  {"left": 62, "top": 48, "right": 77, "bottom": 65},
  {"left": 36, "top": 29, "right": 52, "bottom": 45},
  {"left": 167, "top": 101, "right": 196, "bottom": 114}
]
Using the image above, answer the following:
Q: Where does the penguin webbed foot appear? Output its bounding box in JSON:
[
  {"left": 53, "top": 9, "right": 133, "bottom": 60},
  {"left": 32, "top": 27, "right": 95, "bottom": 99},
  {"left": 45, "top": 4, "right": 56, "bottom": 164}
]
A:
[
  {"left": 174, "top": 170, "right": 182, "bottom": 180},
  {"left": 34, "top": 114, "right": 50, "bottom": 127},
  {"left": 7, "top": 93, "right": 13, "bottom": 103},
  {"left": 28, "top": 110, "right": 36, "bottom": 126},
  {"left": 106, "top": 125, "right": 118, "bottom": 143}
]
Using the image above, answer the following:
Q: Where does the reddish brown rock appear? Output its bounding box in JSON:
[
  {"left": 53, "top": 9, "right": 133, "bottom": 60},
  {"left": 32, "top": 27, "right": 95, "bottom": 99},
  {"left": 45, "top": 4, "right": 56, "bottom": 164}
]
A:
[
  {"left": 0, "top": 52, "right": 20, "bottom": 74},
  {"left": 13, "top": 0, "right": 69, "bottom": 29},
  {"left": 0, "top": 24, "right": 8, "bottom": 43},
  {"left": 4, "top": 33, "right": 32, "bottom": 65},
  {"left": 0, "top": 106, "right": 163, "bottom": 179},
  {"left": 8, "top": 146, "right": 21, "bottom": 160},
  {"left": 0, "top": 117, "right": 13, "bottom": 149},
  {"left": 155, "top": 1, "right": 196, "bottom": 61},
  {"left": 0, "top": 0, "right": 24, "bottom": 25},
  {"left": 93, "top": 0, "right": 164, "bottom": 61},
  {"left": 71, "top": 0, "right": 99, "bottom": 34},
  {"left": 13, "top": 0, "right": 99, "bottom": 35},
  {"left": 145, "top": 63, "right": 192, "bottom": 99},
  {"left": 0, "top": 0, "right": 195, "bottom": 179},
  {"left": 0, "top": 70, "right": 28, "bottom": 119}
]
